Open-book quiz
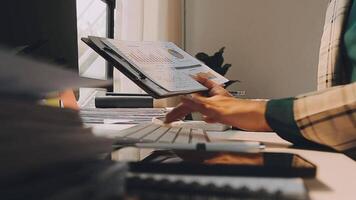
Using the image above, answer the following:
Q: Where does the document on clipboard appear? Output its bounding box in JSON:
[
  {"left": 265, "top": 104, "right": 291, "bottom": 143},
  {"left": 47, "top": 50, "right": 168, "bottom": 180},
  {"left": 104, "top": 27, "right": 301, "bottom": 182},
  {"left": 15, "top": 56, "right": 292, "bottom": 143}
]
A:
[{"left": 82, "top": 36, "right": 229, "bottom": 98}]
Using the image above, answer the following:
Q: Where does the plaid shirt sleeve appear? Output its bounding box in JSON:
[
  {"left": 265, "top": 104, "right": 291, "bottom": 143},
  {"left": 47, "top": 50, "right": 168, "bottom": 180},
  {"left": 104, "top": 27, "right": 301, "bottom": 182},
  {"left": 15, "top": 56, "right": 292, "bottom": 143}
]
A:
[
  {"left": 266, "top": 83, "right": 356, "bottom": 151},
  {"left": 265, "top": 98, "right": 323, "bottom": 147},
  {"left": 294, "top": 82, "right": 356, "bottom": 151}
]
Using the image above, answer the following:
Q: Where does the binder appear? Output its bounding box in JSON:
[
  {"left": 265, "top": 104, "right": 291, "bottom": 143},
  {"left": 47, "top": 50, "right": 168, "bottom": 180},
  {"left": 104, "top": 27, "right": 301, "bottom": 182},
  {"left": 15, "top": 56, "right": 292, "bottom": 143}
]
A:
[{"left": 82, "top": 36, "right": 228, "bottom": 99}]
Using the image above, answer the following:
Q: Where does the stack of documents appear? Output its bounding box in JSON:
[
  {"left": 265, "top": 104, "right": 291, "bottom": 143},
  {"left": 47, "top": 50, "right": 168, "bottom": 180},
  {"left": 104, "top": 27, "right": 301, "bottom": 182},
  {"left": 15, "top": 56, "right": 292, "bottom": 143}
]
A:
[
  {"left": 0, "top": 50, "right": 111, "bottom": 98},
  {"left": 0, "top": 98, "right": 114, "bottom": 178},
  {"left": 80, "top": 108, "right": 168, "bottom": 124},
  {"left": 0, "top": 51, "right": 127, "bottom": 199}
]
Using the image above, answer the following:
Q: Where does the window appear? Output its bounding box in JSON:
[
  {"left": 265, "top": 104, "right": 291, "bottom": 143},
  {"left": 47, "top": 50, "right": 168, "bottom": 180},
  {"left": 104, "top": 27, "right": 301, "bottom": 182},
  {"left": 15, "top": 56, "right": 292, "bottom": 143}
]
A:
[{"left": 77, "top": 0, "right": 107, "bottom": 80}]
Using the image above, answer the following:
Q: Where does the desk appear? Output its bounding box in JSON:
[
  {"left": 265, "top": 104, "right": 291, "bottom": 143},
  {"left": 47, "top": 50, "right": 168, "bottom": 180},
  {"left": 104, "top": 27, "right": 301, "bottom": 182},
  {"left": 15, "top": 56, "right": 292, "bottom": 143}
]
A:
[{"left": 91, "top": 124, "right": 356, "bottom": 200}]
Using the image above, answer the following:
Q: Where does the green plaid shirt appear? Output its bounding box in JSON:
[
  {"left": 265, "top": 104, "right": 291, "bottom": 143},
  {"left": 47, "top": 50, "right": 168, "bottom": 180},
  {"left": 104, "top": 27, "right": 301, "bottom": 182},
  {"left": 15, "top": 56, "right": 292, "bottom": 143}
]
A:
[{"left": 266, "top": 0, "right": 356, "bottom": 152}]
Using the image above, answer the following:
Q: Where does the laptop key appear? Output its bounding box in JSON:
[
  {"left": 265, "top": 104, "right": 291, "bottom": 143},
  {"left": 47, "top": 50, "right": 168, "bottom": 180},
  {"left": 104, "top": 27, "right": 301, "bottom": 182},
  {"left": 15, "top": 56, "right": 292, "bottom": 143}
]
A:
[
  {"left": 113, "top": 137, "right": 153, "bottom": 147},
  {"left": 116, "top": 123, "right": 151, "bottom": 138},
  {"left": 128, "top": 124, "right": 161, "bottom": 140},
  {"left": 174, "top": 128, "right": 191, "bottom": 144},
  {"left": 190, "top": 129, "right": 208, "bottom": 143},
  {"left": 144, "top": 126, "right": 170, "bottom": 142},
  {"left": 159, "top": 127, "right": 181, "bottom": 143}
]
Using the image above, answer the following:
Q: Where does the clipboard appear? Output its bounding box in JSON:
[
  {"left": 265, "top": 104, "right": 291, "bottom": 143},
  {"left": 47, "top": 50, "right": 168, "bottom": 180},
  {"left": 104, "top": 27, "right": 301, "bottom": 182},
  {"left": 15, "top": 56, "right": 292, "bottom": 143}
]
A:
[{"left": 82, "top": 36, "right": 227, "bottom": 99}]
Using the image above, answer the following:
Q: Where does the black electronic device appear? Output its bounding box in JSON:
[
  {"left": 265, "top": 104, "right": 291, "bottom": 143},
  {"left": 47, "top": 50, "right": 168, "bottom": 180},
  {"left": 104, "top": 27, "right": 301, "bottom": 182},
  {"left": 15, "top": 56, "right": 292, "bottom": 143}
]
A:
[
  {"left": 122, "top": 148, "right": 317, "bottom": 178},
  {"left": 0, "top": 0, "right": 79, "bottom": 72},
  {"left": 95, "top": 96, "right": 154, "bottom": 108}
]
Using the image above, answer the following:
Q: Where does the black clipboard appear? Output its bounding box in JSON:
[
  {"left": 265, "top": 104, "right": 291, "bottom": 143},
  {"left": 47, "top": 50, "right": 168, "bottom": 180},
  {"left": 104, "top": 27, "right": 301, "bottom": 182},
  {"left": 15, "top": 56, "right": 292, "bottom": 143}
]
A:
[{"left": 82, "top": 36, "right": 208, "bottom": 99}]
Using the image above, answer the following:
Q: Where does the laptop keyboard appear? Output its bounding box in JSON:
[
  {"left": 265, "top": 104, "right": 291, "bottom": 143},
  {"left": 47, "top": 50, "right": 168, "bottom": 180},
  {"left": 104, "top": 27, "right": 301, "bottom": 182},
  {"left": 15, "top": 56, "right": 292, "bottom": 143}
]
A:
[{"left": 114, "top": 123, "right": 210, "bottom": 144}]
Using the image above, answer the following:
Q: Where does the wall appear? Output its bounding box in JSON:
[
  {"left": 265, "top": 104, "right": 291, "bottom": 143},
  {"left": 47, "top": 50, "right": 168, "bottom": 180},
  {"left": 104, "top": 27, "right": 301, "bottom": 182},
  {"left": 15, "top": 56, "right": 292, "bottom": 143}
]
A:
[
  {"left": 115, "top": 0, "right": 183, "bottom": 95},
  {"left": 185, "top": 0, "right": 329, "bottom": 99},
  {"left": 114, "top": 0, "right": 184, "bottom": 106}
]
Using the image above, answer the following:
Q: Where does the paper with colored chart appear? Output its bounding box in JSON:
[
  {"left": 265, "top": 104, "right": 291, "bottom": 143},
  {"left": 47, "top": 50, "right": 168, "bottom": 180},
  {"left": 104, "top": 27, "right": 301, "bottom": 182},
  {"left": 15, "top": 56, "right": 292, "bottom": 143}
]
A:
[{"left": 102, "top": 39, "right": 228, "bottom": 92}]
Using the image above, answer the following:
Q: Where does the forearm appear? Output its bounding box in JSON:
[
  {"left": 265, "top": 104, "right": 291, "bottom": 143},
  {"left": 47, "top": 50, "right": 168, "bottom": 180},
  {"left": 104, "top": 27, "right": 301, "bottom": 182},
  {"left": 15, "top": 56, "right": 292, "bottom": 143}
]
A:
[
  {"left": 265, "top": 98, "right": 312, "bottom": 145},
  {"left": 229, "top": 99, "right": 272, "bottom": 132}
]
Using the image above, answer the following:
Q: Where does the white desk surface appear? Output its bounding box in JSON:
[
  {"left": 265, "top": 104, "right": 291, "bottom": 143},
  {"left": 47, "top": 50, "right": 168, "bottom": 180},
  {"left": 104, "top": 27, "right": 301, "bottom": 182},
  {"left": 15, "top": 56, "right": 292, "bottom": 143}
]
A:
[{"left": 91, "top": 124, "right": 356, "bottom": 200}]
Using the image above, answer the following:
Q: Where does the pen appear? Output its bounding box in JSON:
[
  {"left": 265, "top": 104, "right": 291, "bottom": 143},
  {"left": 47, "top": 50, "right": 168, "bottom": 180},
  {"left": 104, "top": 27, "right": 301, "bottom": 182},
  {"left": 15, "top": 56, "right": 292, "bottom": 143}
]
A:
[{"left": 134, "top": 142, "right": 265, "bottom": 153}]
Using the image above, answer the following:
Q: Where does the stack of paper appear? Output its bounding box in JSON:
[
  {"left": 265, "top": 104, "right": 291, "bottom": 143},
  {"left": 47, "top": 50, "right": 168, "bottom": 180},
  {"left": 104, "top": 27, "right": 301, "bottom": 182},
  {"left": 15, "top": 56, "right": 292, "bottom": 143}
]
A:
[
  {"left": 0, "top": 98, "right": 114, "bottom": 177},
  {"left": 80, "top": 108, "right": 168, "bottom": 124},
  {"left": 0, "top": 50, "right": 111, "bottom": 98},
  {"left": 0, "top": 51, "right": 127, "bottom": 199}
]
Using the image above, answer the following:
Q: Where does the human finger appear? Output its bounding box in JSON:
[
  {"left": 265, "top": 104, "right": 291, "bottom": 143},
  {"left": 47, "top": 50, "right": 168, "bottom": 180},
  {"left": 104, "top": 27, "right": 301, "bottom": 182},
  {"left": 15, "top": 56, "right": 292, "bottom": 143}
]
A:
[
  {"left": 165, "top": 103, "right": 193, "bottom": 123},
  {"left": 208, "top": 85, "right": 233, "bottom": 97},
  {"left": 194, "top": 75, "right": 220, "bottom": 89},
  {"left": 181, "top": 96, "right": 218, "bottom": 117},
  {"left": 191, "top": 91, "right": 210, "bottom": 99},
  {"left": 194, "top": 76, "right": 231, "bottom": 97},
  {"left": 165, "top": 94, "right": 211, "bottom": 123},
  {"left": 202, "top": 116, "right": 218, "bottom": 124}
]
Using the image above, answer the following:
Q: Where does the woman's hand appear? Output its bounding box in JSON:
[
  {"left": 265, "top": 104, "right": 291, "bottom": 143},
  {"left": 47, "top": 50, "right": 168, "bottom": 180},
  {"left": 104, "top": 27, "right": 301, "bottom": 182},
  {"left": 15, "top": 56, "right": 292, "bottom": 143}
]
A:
[
  {"left": 165, "top": 77, "right": 272, "bottom": 132},
  {"left": 193, "top": 75, "right": 233, "bottom": 97}
]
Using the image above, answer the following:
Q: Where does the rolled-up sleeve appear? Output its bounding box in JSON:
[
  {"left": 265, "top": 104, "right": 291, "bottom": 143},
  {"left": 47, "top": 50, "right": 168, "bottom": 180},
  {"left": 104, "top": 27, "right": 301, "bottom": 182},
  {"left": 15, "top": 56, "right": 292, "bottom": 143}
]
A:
[
  {"left": 265, "top": 98, "right": 317, "bottom": 146},
  {"left": 265, "top": 83, "right": 356, "bottom": 151},
  {"left": 293, "top": 83, "right": 356, "bottom": 151}
]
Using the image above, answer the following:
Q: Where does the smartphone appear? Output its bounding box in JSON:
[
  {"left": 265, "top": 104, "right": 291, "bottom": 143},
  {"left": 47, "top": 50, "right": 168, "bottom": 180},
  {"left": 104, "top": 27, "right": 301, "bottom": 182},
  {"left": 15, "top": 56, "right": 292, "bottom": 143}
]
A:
[{"left": 123, "top": 148, "right": 317, "bottom": 178}]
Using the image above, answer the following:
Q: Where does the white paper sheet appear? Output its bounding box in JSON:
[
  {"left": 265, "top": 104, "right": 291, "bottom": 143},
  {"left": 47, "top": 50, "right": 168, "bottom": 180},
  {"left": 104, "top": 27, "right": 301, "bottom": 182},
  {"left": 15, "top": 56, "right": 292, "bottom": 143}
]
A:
[
  {"left": 103, "top": 39, "right": 229, "bottom": 92},
  {"left": 0, "top": 50, "right": 112, "bottom": 97}
]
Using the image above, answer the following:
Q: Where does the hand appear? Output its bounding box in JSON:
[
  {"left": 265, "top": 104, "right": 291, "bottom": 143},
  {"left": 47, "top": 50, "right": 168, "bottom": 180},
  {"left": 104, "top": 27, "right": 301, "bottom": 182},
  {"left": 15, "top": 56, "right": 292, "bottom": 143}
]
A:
[
  {"left": 165, "top": 77, "right": 272, "bottom": 132},
  {"left": 164, "top": 76, "right": 230, "bottom": 122},
  {"left": 193, "top": 75, "right": 233, "bottom": 97}
]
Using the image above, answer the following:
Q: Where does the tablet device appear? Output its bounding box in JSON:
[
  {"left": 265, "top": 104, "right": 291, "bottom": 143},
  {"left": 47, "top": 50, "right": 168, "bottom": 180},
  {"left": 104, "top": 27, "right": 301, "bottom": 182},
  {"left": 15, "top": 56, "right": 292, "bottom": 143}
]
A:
[{"left": 121, "top": 148, "right": 316, "bottom": 178}]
